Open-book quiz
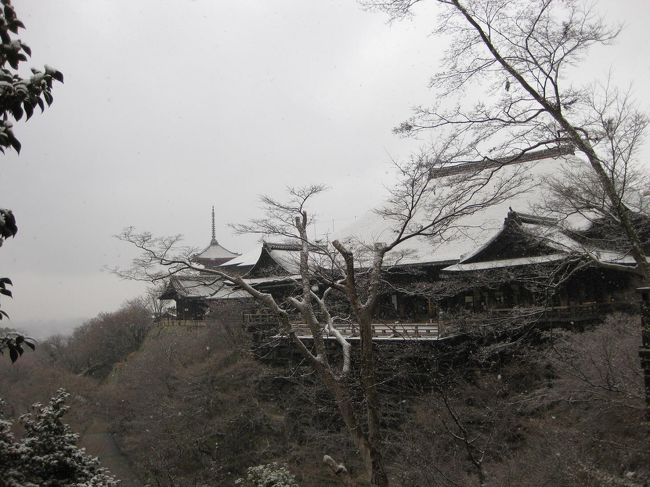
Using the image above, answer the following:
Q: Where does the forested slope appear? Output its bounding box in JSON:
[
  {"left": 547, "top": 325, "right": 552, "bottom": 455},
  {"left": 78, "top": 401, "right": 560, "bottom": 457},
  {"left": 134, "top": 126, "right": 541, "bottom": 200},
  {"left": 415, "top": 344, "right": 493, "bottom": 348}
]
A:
[{"left": 1, "top": 307, "right": 648, "bottom": 486}]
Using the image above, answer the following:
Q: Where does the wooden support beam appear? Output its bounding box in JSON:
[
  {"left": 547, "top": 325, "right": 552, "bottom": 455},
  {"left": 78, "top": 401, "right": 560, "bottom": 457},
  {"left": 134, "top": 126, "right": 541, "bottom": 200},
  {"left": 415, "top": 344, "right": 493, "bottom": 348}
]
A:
[{"left": 638, "top": 287, "right": 650, "bottom": 421}]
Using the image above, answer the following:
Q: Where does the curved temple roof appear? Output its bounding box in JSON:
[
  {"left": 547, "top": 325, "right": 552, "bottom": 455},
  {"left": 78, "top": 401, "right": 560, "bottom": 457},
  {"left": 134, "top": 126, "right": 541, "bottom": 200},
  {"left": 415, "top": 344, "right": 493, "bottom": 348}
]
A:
[{"left": 335, "top": 148, "right": 586, "bottom": 266}]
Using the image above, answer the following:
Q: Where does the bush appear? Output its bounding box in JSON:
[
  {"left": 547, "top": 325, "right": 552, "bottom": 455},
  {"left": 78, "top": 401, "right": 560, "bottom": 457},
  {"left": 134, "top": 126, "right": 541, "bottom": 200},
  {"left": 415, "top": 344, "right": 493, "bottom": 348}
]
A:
[
  {"left": 235, "top": 462, "right": 299, "bottom": 487},
  {"left": 0, "top": 389, "right": 117, "bottom": 486}
]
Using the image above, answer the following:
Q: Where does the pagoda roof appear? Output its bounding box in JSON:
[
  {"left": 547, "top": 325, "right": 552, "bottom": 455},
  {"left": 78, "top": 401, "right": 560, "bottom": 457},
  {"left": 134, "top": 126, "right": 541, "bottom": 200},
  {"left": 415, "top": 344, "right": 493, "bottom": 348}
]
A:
[
  {"left": 194, "top": 239, "right": 240, "bottom": 262},
  {"left": 193, "top": 206, "right": 240, "bottom": 265}
]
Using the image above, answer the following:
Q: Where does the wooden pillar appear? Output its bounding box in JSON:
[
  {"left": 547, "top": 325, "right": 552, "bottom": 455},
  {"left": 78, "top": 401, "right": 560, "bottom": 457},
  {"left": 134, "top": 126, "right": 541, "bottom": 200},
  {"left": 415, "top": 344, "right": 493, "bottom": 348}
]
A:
[{"left": 638, "top": 287, "right": 650, "bottom": 420}]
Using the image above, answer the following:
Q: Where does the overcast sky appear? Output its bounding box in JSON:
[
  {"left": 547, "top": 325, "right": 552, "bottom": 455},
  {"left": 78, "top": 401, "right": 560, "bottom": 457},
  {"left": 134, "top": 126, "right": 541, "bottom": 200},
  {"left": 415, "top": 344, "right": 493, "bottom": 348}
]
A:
[{"left": 1, "top": 0, "right": 649, "bottom": 338}]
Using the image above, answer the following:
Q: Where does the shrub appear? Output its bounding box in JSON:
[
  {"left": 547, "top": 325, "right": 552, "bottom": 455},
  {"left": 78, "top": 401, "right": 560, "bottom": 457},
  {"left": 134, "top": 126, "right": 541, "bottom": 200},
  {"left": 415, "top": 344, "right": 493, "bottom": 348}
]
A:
[
  {"left": 0, "top": 389, "right": 118, "bottom": 486},
  {"left": 235, "top": 462, "right": 299, "bottom": 487}
]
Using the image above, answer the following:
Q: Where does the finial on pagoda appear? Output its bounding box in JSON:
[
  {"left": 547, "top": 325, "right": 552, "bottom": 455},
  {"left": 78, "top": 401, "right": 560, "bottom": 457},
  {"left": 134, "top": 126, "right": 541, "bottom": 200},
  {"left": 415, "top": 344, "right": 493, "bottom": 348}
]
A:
[{"left": 211, "top": 206, "right": 217, "bottom": 244}]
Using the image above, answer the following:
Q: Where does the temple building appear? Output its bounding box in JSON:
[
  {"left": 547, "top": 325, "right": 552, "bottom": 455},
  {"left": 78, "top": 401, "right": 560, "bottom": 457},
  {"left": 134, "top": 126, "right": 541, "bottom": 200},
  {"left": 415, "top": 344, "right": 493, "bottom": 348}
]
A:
[
  {"left": 159, "top": 148, "right": 646, "bottom": 332},
  {"left": 159, "top": 207, "right": 249, "bottom": 320}
]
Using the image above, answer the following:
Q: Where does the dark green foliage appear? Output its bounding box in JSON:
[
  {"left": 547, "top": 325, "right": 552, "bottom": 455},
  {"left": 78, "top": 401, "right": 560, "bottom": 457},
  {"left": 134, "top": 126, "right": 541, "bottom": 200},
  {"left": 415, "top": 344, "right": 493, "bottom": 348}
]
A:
[
  {"left": 0, "top": 0, "right": 62, "bottom": 357},
  {"left": 0, "top": 209, "right": 16, "bottom": 241},
  {"left": 0, "top": 213, "right": 16, "bottom": 322},
  {"left": 0, "top": 331, "right": 35, "bottom": 362},
  {"left": 0, "top": 0, "right": 63, "bottom": 154},
  {"left": 0, "top": 389, "right": 117, "bottom": 486}
]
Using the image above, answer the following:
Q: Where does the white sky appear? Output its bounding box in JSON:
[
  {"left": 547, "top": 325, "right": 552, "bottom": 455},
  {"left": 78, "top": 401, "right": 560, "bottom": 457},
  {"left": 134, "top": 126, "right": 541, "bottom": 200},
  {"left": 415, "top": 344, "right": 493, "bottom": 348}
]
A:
[{"left": 1, "top": 0, "right": 649, "bottom": 337}]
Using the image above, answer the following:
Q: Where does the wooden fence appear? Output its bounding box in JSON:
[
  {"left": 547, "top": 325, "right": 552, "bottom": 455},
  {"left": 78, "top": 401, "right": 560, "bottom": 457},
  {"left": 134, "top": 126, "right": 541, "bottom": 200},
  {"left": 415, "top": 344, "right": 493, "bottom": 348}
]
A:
[{"left": 156, "top": 319, "right": 207, "bottom": 328}]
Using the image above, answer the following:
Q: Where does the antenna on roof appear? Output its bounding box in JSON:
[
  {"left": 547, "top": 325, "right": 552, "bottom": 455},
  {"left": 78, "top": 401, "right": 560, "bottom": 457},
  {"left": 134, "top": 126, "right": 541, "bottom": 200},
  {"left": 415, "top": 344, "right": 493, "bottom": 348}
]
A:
[{"left": 211, "top": 206, "right": 217, "bottom": 244}]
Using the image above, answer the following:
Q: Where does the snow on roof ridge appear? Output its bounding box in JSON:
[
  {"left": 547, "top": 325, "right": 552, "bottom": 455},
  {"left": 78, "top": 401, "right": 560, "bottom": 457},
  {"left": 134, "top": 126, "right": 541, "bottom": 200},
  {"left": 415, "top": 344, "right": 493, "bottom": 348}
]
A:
[
  {"left": 507, "top": 209, "right": 557, "bottom": 226},
  {"left": 445, "top": 254, "right": 568, "bottom": 272},
  {"left": 264, "top": 241, "right": 303, "bottom": 251},
  {"left": 429, "top": 145, "right": 574, "bottom": 179},
  {"left": 456, "top": 208, "right": 567, "bottom": 263}
]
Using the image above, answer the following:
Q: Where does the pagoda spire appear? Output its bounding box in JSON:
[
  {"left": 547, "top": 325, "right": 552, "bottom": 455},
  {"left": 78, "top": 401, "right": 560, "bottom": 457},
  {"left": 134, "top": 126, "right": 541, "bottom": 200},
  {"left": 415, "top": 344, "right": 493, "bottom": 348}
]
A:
[{"left": 211, "top": 206, "right": 217, "bottom": 244}]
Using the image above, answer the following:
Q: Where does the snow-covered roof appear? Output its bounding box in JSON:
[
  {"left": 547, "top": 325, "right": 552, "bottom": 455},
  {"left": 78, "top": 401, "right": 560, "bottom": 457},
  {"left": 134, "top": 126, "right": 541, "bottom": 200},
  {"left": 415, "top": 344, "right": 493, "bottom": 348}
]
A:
[
  {"left": 335, "top": 150, "right": 582, "bottom": 266},
  {"left": 220, "top": 242, "right": 303, "bottom": 275},
  {"left": 234, "top": 241, "right": 306, "bottom": 278},
  {"left": 443, "top": 209, "right": 636, "bottom": 272},
  {"left": 194, "top": 239, "right": 239, "bottom": 262},
  {"left": 444, "top": 250, "right": 635, "bottom": 272},
  {"left": 454, "top": 211, "right": 577, "bottom": 264},
  {"left": 220, "top": 245, "right": 262, "bottom": 268},
  {"left": 161, "top": 277, "right": 249, "bottom": 300},
  {"left": 521, "top": 222, "right": 583, "bottom": 254},
  {"left": 267, "top": 248, "right": 301, "bottom": 274},
  {"left": 444, "top": 254, "right": 567, "bottom": 272},
  {"left": 242, "top": 275, "right": 301, "bottom": 286}
]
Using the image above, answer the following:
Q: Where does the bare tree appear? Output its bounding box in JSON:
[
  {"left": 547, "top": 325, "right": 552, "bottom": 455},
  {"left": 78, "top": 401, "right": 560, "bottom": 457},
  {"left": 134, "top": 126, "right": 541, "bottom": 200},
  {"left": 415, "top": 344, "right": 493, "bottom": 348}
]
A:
[
  {"left": 143, "top": 283, "right": 171, "bottom": 320},
  {"left": 362, "top": 0, "right": 648, "bottom": 276},
  {"left": 116, "top": 149, "right": 525, "bottom": 486},
  {"left": 361, "top": 0, "right": 650, "bottom": 417},
  {"left": 545, "top": 313, "right": 645, "bottom": 412},
  {"left": 542, "top": 156, "right": 649, "bottom": 258},
  {"left": 63, "top": 300, "right": 153, "bottom": 379}
]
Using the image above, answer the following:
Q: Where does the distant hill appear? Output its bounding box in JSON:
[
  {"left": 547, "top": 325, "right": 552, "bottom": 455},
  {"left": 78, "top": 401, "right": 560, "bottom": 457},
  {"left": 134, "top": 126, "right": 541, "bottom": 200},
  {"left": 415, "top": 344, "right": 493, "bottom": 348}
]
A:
[{"left": 9, "top": 317, "right": 85, "bottom": 340}]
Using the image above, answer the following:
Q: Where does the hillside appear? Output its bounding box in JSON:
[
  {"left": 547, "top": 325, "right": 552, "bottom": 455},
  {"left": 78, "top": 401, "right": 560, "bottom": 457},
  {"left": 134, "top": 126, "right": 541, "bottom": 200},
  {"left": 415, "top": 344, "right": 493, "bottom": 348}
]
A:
[{"left": 1, "top": 311, "right": 649, "bottom": 486}]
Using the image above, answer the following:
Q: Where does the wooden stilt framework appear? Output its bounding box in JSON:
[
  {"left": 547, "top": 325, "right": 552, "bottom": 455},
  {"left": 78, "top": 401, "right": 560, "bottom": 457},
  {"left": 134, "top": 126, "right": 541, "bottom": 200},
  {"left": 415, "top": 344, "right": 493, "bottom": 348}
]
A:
[{"left": 638, "top": 287, "right": 650, "bottom": 420}]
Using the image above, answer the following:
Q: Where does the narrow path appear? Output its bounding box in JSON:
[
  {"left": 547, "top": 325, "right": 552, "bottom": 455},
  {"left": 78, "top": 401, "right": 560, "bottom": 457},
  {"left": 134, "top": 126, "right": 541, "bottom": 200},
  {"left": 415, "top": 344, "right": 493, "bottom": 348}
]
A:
[{"left": 79, "top": 419, "right": 141, "bottom": 486}]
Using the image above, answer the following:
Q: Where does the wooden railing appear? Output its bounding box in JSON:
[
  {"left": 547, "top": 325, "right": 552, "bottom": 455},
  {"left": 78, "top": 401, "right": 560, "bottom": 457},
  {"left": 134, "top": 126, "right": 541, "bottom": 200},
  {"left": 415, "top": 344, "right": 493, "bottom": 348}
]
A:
[
  {"left": 243, "top": 311, "right": 279, "bottom": 326},
  {"left": 337, "top": 323, "right": 440, "bottom": 338},
  {"left": 288, "top": 322, "right": 441, "bottom": 339},
  {"left": 156, "top": 318, "right": 207, "bottom": 328},
  {"left": 160, "top": 302, "right": 633, "bottom": 341}
]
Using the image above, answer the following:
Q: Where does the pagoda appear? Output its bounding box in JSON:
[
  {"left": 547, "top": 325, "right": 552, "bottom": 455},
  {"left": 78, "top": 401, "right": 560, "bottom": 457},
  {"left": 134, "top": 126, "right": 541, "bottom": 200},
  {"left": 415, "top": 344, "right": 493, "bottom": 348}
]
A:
[{"left": 193, "top": 207, "right": 240, "bottom": 268}]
